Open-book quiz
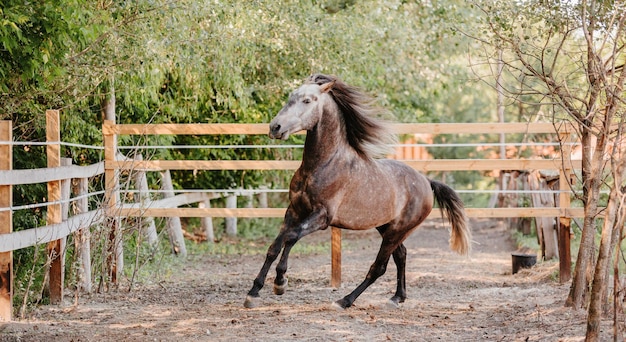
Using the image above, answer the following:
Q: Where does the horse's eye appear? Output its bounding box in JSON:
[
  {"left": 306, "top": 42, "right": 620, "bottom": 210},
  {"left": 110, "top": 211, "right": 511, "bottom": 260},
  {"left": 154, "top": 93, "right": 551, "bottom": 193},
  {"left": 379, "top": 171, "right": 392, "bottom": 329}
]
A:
[{"left": 302, "top": 98, "right": 311, "bottom": 104}]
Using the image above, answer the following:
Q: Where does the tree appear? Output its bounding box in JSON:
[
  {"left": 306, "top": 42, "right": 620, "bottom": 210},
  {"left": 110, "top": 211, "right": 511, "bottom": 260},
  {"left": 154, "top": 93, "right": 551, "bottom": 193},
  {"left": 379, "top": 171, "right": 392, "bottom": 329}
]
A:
[{"left": 469, "top": 0, "right": 626, "bottom": 339}]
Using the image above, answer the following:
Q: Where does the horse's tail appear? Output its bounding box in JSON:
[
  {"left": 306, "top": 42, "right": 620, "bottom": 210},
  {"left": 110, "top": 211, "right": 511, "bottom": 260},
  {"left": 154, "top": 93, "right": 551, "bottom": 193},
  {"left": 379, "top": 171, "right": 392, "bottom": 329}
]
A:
[{"left": 430, "top": 180, "right": 472, "bottom": 256}]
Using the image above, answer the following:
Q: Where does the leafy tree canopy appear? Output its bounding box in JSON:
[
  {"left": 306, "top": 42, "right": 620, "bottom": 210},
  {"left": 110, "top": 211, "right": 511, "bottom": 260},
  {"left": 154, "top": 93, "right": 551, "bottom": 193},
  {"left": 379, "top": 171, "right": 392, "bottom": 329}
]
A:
[{"left": 1, "top": 0, "right": 492, "bottom": 191}]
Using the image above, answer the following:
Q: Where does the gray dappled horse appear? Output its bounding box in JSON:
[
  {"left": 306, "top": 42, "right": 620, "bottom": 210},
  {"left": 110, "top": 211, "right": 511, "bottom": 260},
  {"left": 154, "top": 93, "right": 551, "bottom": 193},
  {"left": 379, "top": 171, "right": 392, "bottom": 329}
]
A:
[{"left": 244, "top": 74, "right": 471, "bottom": 309}]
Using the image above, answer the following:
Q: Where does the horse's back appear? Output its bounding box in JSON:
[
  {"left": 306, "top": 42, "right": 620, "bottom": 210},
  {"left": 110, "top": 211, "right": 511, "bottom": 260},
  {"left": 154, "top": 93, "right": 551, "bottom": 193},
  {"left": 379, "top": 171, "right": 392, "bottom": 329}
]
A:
[
  {"left": 377, "top": 159, "right": 431, "bottom": 190},
  {"left": 329, "top": 158, "right": 432, "bottom": 229},
  {"left": 378, "top": 158, "right": 434, "bottom": 219}
]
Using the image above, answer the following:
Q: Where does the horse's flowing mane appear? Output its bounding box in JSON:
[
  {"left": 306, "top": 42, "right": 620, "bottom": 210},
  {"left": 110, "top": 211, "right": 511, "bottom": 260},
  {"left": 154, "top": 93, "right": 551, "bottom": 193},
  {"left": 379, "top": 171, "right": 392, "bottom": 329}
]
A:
[{"left": 306, "top": 74, "right": 396, "bottom": 159}]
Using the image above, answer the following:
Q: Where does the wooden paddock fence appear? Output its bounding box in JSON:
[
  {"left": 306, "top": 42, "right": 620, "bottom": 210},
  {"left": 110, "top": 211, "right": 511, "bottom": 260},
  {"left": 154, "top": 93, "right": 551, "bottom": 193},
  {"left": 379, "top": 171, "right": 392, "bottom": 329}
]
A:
[{"left": 0, "top": 111, "right": 583, "bottom": 321}]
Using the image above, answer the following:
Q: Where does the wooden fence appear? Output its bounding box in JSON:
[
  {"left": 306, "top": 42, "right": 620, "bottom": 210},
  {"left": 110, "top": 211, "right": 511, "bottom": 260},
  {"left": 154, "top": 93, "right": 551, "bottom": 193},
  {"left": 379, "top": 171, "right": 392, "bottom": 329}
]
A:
[
  {"left": 0, "top": 113, "right": 583, "bottom": 321},
  {"left": 103, "top": 120, "right": 580, "bottom": 287},
  {"left": 0, "top": 111, "right": 106, "bottom": 321}
]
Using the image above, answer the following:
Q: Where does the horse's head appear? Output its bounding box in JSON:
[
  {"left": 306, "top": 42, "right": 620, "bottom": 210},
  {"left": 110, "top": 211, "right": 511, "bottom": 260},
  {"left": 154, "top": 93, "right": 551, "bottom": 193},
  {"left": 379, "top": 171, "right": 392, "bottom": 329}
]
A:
[{"left": 269, "top": 79, "right": 335, "bottom": 140}]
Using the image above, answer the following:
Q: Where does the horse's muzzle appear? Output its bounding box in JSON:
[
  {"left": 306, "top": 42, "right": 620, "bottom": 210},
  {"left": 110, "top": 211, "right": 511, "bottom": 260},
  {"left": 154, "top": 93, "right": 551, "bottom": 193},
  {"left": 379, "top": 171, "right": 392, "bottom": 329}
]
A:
[{"left": 269, "top": 123, "right": 284, "bottom": 139}]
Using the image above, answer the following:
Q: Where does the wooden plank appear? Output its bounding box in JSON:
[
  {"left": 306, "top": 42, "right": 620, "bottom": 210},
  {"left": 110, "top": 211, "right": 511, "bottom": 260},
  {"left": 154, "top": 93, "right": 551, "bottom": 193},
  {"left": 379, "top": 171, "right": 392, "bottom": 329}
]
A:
[
  {"left": 108, "top": 158, "right": 582, "bottom": 172},
  {"left": 106, "top": 123, "right": 270, "bottom": 135},
  {"left": 463, "top": 207, "right": 586, "bottom": 218},
  {"left": 0, "top": 162, "right": 104, "bottom": 186},
  {"left": 120, "top": 207, "right": 287, "bottom": 218},
  {"left": 0, "top": 211, "right": 104, "bottom": 253},
  {"left": 0, "top": 120, "right": 13, "bottom": 321},
  {"left": 105, "top": 122, "right": 574, "bottom": 136},
  {"left": 108, "top": 159, "right": 302, "bottom": 171},
  {"left": 46, "top": 110, "right": 64, "bottom": 305},
  {"left": 117, "top": 206, "right": 587, "bottom": 218},
  {"left": 135, "top": 192, "right": 215, "bottom": 209},
  {"left": 390, "top": 122, "right": 570, "bottom": 134},
  {"left": 402, "top": 159, "right": 582, "bottom": 172}
]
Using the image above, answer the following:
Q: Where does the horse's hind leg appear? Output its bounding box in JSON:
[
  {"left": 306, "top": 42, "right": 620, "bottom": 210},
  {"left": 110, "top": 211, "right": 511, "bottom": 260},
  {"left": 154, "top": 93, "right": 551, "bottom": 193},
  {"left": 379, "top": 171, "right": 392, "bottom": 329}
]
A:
[
  {"left": 389, "top": 243, "right": 407, "bottom": 307},
  {"left": 333, "top": 237, "right": 397, "bottom": 309},
  {"left": 376, "top": 226, "right": 408, "bottom": 307}
]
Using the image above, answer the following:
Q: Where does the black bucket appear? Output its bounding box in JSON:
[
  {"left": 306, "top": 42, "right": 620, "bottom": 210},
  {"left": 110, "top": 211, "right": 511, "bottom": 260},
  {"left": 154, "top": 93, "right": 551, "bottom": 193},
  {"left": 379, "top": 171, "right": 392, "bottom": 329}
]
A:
[{"left": 511, "top": 253, "right": 537, "bottom": 274}]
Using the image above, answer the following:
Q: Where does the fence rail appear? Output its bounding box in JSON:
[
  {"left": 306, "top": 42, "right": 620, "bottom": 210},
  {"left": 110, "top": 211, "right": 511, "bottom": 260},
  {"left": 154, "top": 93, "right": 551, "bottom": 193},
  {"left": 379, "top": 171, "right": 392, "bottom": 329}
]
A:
[
  {"left": 0, "top": 114, "right": 581, "bottom": 321},
  {"left": 105, "top": 120, "right": 579, "bottom": 220}
]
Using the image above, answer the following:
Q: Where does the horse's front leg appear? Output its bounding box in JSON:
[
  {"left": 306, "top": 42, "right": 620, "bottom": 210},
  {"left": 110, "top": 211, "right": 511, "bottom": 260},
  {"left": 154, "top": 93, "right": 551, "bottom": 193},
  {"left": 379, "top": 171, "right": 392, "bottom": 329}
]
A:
[
  {"left": 273, "top": 208, "right": 329, "bottom": 296},
  {"left": 244, "top": 230, "right": 286, "bottom": 308},
  {"left": 272, "top": 230, "right": 297, "bottom": 296},
  {"left": 244, "top": 208, "right": 328, "bottom": 308}
]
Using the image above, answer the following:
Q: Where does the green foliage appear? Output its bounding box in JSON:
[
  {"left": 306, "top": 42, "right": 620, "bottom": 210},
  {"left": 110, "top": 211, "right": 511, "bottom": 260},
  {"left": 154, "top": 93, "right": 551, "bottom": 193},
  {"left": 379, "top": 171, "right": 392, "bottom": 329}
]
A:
[
  {"left": 12, "top": 246, "right": 44, "bottom": 309},
  {"left": 2, "top": 0, "right": 488, "bottom": 191},
  {"left": 2, "top": 0, "right": 501, "bottom": 313}
]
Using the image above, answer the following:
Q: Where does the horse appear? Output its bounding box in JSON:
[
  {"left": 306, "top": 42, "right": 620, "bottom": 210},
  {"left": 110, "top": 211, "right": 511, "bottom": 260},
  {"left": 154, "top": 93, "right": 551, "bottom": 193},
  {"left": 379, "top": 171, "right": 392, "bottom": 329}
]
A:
[{"left": 244, "top": 74, "right": 471, "bottom": 310}]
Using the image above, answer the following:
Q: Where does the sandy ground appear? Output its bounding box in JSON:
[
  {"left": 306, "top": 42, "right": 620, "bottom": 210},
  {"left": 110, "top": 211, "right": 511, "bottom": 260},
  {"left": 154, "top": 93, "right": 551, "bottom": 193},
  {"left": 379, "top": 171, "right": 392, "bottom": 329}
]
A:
[{"left": 0, "top": 218, "right": 611, "bottom": 341}]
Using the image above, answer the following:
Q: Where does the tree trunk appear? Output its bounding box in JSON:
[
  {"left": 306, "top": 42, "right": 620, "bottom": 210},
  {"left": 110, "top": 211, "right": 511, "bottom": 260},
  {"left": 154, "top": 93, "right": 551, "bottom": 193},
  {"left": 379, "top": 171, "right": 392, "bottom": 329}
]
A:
[
  {"left": 587, "top": 115, "right": 626, "bottom": 339},
  {"left": 567, "top": 128, "right": 603, "bottom": 308},
  {"left": 613, "top": 215, "right": 625, "bottom": 342},
  {"left": 586, "top": 186, "right": 621, "bottom": 341}
]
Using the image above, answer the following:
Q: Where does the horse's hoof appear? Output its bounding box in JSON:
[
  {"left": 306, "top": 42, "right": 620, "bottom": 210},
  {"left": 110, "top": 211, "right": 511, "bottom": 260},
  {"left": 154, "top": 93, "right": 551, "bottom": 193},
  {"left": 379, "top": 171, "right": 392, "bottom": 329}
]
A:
[
  {"left": 386, "top": 299, "right": 400, "bottom": 309},
  {"left": 243, "top": 295, "right": 258, "bottom": 309},
  {"left": 273, "top": 278, "right": 288, "bottom": 295},
  {"left": 330, "top": 301, "right": 346, "bottom": 311}
]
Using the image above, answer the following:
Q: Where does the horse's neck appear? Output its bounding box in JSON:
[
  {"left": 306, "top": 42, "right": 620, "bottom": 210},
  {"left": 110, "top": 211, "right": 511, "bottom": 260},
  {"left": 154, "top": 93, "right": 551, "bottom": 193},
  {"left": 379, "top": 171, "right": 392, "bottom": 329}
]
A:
[{"left": 301, "top": 115, "right": 354, "bottom": 171}]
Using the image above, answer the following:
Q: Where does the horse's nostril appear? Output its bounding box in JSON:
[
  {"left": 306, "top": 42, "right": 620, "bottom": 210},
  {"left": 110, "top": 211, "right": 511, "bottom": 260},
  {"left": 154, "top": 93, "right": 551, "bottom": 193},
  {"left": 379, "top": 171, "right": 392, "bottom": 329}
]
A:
[{"left": 272, "top": 124, "right": 281, "bottom": 133}]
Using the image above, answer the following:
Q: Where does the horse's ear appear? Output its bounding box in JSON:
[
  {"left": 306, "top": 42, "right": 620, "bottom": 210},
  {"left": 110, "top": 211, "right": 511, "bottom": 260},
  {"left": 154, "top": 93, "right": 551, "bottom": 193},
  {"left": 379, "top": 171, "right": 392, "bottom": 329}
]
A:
[{"left": 320, "top": 80, "right": 335, "bottom": 93}]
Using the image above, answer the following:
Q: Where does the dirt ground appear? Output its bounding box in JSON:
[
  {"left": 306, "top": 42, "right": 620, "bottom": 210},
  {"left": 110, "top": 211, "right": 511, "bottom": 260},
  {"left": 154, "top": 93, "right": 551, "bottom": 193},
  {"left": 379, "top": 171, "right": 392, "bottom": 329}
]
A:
[{"left": 0, "top": 218, "right": 612, "bottom": 341}]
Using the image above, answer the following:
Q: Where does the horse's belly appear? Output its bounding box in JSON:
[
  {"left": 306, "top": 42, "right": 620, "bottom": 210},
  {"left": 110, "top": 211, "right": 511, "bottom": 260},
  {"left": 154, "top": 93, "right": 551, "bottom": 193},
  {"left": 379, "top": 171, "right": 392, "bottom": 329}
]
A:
[{"left": 331, "top": 195, "right": 394, "bottom": 229}]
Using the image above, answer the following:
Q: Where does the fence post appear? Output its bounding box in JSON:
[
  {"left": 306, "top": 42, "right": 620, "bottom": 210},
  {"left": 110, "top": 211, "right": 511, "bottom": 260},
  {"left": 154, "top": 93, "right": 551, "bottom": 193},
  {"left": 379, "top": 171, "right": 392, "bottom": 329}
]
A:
[
  {"left": 199, "top": 199, "right": 215, "bottom": 243},
  {"left": 73, "top": 177, "right": 92, "bottom": 293},
  {"left": 258, "top": 185, "right": 268, "bottom": 208},
  {"left": 558, "top": 131, "right": 573, "bottom": 283},
  {"left": 46, "top": 110, "right": 64, "bottom": 304},
  {"left": 331, "top": 227, "right": 341, "bottom": 288},
  {"left": 103, "top": 120, "right": 122, "bottom": 284},
  {"left": 225, "top": 194, "right": 237, "bottom": 236},
  {"left": 132, "top": 154, "right": 158, "bottom": 247},
  {"left": 160, "top": 170, "right": 187, "bottom": 256},
  {"left": 0, "top": 120, "right": 12, "bottom": 321},
  {"left": 245, "top": 188, "right": 254, "bottom": 208}
]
